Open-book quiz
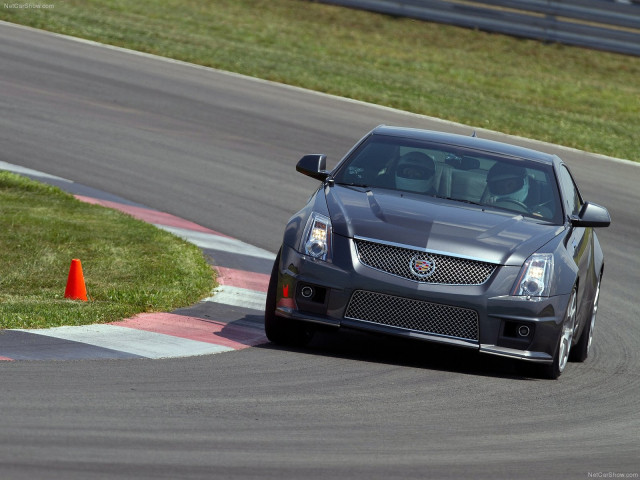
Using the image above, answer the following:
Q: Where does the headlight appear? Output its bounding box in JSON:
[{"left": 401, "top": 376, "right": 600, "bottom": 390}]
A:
[
  {"left": 301, "top": 213, "right": 332, "bottom": 261},
  {"left": 512, "top": 253, "right": 554, "bottom": 297}
]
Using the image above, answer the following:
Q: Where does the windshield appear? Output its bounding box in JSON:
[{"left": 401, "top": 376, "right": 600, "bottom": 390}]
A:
[{"left": 332, "top": 135, "right": 563, "bottom": 224}]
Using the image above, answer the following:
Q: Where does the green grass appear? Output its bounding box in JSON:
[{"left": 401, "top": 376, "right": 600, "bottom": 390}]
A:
[
  {"left": 0, "top": 172, "right": 216, "bottom": 329},
  {"left": 1, "top": 0, "right": 638, "bottom": 161}
]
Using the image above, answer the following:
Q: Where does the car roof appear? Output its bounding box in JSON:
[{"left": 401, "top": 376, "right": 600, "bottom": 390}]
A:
[{"left": 371, "top": 125, "right": 558, "bottom": 165}]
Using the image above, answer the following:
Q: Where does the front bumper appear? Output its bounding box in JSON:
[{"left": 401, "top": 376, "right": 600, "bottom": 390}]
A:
[{"left": 275, "top": 238, "right": 571, "bottom": 363}]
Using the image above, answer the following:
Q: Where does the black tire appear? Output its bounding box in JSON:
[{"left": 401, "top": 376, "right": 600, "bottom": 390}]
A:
[
  {"left": 541, "top": 288, "right": 577, "bottom": 380},
  {"left": 264, "top": 249, "right": 314, "bottom": 347},
  {"left": 570, "top": 275, "right": 601, "bottom": 363}
]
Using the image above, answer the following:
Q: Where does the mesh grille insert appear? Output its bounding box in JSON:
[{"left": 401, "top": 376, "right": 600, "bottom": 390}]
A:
[
  {"left": 345, "top": 290, "right": 479, "bottom": 341},
  {"left": 355, "top": 239, "right": 495, "bottom": 285}
]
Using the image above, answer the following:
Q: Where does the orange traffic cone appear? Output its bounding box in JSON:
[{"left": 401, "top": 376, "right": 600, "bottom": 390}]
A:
[{"left": 64, "top": 258, "right": 88, "bottom": 301}]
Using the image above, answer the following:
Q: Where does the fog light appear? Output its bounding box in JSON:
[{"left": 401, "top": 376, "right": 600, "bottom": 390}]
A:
[
  {"left": 517, "top": 325, "right": 531, "bottom": 337},
  {"left": 301, "top": 286, "right": 314, "bottom": 298}
]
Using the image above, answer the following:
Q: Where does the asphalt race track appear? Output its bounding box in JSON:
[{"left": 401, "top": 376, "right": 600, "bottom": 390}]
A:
[{"left": 1, "top": 22, "right": 639, "bottom": 480}]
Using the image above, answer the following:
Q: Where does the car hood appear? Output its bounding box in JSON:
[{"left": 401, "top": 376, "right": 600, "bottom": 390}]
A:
[{"left": 325, "top": 185, "right": 563, "bottom": 265}]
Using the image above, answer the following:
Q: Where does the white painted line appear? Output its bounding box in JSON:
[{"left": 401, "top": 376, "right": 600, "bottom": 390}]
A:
[
  {"left": 0, "top": 160, "right": 73, "bottom": 182},
  {"left": 17, "top": 325, "right": 234, "bottom": 359},
  {"left": 203, "top": 286, "right": 267, "bottom": 311},
  {"left": 155, "top": 224, "right": 276, "bottom": 260}
]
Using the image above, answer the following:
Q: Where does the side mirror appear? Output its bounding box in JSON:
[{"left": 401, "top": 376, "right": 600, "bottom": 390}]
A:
[
  {"left": 296, "top": 154, "right": 330, "bottom": 181},
  {"left": 571, "top": 202, "right": 611, "bottom": 228}
]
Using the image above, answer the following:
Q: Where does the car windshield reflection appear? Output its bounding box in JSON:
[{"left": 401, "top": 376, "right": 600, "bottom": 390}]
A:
[{"left": 332, "top": 135, "right": 563, "bottom": 224}]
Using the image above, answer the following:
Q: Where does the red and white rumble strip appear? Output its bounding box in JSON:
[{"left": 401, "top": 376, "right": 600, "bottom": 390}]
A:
[{"left": 0, "top": 161, "right": 273, "bottom": 361}]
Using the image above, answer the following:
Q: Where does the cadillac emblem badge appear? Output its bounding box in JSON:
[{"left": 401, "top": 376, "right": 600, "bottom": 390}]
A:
[{"left": 410, "top": 255, "right": 436, "bottom": 279}]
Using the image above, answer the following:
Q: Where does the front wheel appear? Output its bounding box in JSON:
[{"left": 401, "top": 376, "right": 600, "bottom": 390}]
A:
[
  {"left": 570, "top": 275, "right": 601, "bottom": 362},
  {"left": 264, "top": 249, "right": 314, "bottom": 347},
  {"left": 541, "top": 288, "right": 577, "bottom": 379}
]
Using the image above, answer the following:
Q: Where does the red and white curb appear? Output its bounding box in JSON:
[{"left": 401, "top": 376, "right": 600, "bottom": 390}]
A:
[
  {"left": 16, "top": 312, "right": 266, "bottom": 359},
  {"left": 0, "top": 161, "right": 274, "bottom": 361}
]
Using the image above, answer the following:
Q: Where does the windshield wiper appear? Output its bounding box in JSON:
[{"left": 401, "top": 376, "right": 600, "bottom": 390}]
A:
[
  {"left": 336, "top": 182, "right": 370, "bottom": 188},
  {"left": 454, "top": 198, "right": 483, "bottom": 206},
  {"left": 432, "top": 194, "right": 483, "bottom": 206}
]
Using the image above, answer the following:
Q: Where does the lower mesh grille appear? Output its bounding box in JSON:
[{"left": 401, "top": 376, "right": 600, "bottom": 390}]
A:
[{"left": 344, "top": 290, "right": 479, "bottom": 341}]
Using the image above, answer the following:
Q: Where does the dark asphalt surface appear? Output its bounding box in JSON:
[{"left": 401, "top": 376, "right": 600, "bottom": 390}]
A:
[{"left": 1, "top": 22, "right": 639, "bottom": 480}]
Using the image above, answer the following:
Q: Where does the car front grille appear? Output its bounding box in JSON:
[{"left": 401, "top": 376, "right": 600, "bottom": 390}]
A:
[
  {"left": 344, "top": 290, "right": 479, "bottom": 341},
  {"left": 354, "top": 239, "right": 496, "bottom": 285}
]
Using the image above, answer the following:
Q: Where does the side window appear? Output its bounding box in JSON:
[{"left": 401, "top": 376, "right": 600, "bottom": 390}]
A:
[{"left": 557, "top": 165, "right": 583, "bottom": 217}]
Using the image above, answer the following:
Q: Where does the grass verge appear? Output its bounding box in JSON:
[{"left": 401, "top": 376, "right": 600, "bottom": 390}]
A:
[
  {"left": 1, "top": 0, "right": 638, "bottom": 161},
  {"left": 0, "top": 171, "right": 216, "bottom": 329}
]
